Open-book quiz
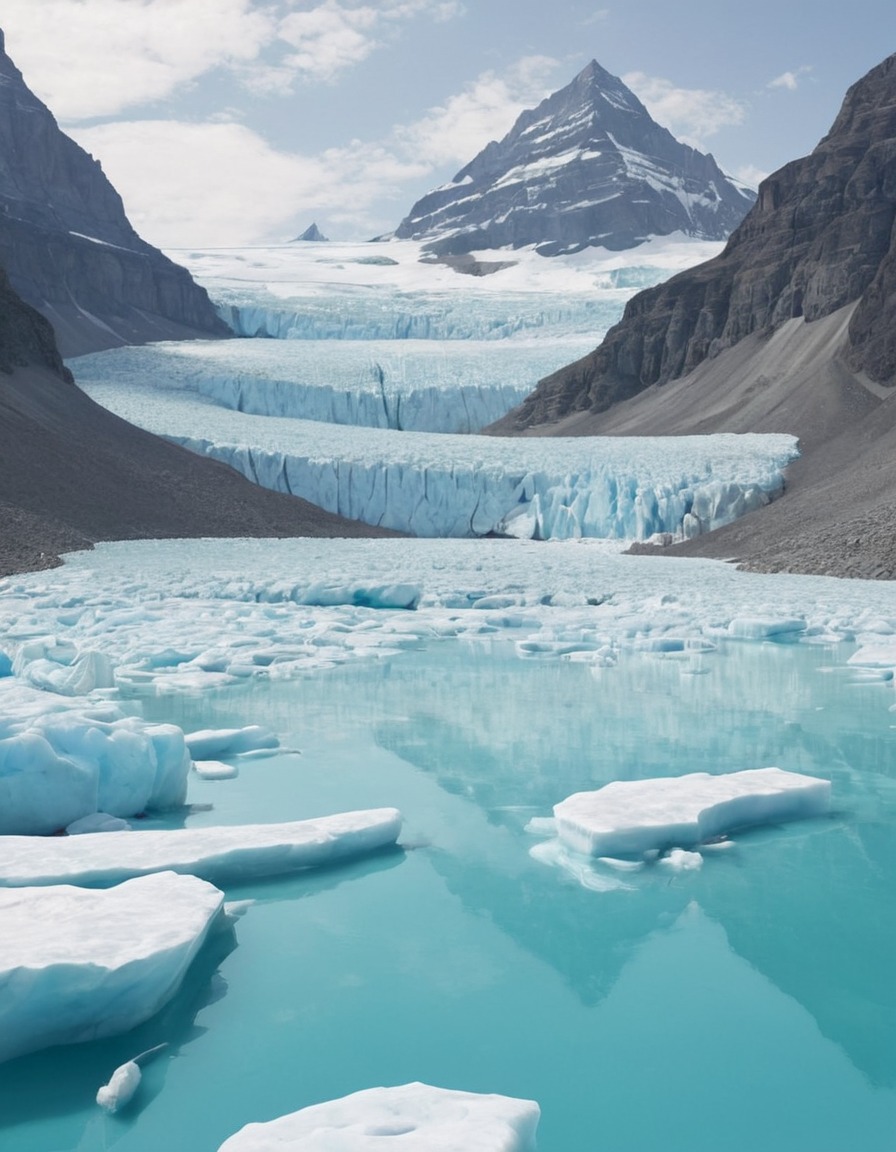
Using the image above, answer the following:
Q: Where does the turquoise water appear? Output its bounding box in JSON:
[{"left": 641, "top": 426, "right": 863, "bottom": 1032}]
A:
[{"left": 3, "top": 637, "right": 896, "bottom": 1151}]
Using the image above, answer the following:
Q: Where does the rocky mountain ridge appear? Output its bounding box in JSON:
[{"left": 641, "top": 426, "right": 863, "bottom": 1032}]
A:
[
  {"left": 488, "top": 53, "right": 896, "bottom": 579},
  {"left": 0, "top": 27, "right": 228, "bottom": 356},
  {"left": 395, "top": 60, "right": 755, "bottom": 257},
  {"left": 498, "top": 53, "right": 896, "bottom": 429}
]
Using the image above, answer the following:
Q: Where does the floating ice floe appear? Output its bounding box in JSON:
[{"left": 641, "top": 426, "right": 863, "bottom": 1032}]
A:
[
  {"left": 553, "top": 768, "right": 831, "bottom": 858},
  {"left": 0, "top": 679, "right": 189, "bottom": 835},
  {"left": 185, "top": 725, "right": 279, "bottom": 759},
  {"left": 0, "top": 809, "right": 403, "bottom": 888},
  {"left": 193, "top": 760, "right": 240, "bottom": 780},
  {"left": 217, "top": 1082, "right": 540, "bottom": 1152},
  {"left": 2, "top": 538, "right": 896, "bottom": 700},
  {"left": 0, "top": 871, "right": 223, "bottom": 1063}
]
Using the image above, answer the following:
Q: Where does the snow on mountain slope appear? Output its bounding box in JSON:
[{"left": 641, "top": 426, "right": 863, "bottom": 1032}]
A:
[{"left": 394, "top": 61, "right": 755, "bottom": 257}]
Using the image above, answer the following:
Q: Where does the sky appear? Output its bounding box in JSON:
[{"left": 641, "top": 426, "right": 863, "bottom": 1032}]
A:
[{"left": 1, "top": 1, "right": 894, "bottom": 249}]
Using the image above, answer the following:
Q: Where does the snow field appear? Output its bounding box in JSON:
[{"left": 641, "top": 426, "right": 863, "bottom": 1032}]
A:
[{"left": 0, "top": 872, "right": 224, "bottom": 1062}]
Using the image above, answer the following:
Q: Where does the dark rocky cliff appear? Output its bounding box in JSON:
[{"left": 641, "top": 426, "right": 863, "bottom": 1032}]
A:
[
  {"left": 395, "top": 60, "right": 755, "bottom": 258},
  {"left": 500, "top": 53, "right": 896, "bottom": 429},
  {"left": 0, "top": 28, "right": 228, "bottom": 356},
  {"left": 0, "top": 262, "right": 394, "bottom": 576}
]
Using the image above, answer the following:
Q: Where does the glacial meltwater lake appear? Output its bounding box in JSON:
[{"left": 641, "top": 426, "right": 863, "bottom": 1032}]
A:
[{"left": 3, "top": 633, "right": 895, "bottom": 1151}]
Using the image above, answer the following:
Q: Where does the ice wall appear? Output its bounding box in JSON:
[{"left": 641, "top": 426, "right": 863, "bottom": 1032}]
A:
[
  {"left": 171, "top": 429, "right": 797, "bottom": 540},
  {"left": 72, "top": 339, "right": 593, "bottom": 434},
  {"left": 214, "top": 292, "right": 621, "bottom": 342}
]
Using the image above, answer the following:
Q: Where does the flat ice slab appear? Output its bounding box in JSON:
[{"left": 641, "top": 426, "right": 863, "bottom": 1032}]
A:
[
  {"left": 554, "top": 768, "right": 831, "bottom": 857},
  {"left": 217, "top": 1082, "right": 540, "bottom": 1151},
  {"left": 0, "top": 871, "right": 223, "bottom": 1063},
  {"left": 0, "top": 808, "right": 403, "bottom": 888}
]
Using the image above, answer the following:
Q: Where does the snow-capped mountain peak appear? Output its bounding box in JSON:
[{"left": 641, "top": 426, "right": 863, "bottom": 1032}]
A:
[{"left": 395, "top": 60, "right": 756, "bottom": 257}]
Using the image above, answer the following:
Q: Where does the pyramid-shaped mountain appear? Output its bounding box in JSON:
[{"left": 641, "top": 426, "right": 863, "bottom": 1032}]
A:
[
  {"left": 0, "top": 28, "right": 227, "bottom": 356},
  {"left": 395, "top": 60, "right": 756, "bottom": 257}
]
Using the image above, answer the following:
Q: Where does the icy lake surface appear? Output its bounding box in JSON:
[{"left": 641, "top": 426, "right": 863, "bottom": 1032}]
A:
[{"left": 2, "top": 540, "right": 896, "bottom": 1151}]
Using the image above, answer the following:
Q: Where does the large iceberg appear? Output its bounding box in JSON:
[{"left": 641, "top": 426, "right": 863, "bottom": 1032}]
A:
[
  {"left": 553, "top": 768, "right": 832, "bottom": 858},
  {"left": 72, "top": 374, "right": 798, "bottom": 540},
  {"left": 0, "top": 679, "right": 189, "bottom": 835},
  {"left": 0, "top": 871, "right": 224, "bottom": 1063},
  {"left": 0, "top": 808, "right": 403, "bottom": 887},
  {"left": 217, "top": 1082, "right": 540, "bottom": 1152}
]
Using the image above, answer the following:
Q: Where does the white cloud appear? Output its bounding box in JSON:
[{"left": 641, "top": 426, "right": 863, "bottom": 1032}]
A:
[
  {"left": 769, "top": 66, "right": 813, "bottom": 91},
  {"left": 65, "top": 54, "right": 562, "bottom": 247},
  {"left": 623, "top": 71, "right": 748, "bottom": 149},
  {"left": 734, "top": 163, "right": 769, "bottom": 190},
  {"left": 1, "top": 0, "right": 275, "bottom": 120},
  {"left": 275, "top": 0, "right": 464, "bottom": 84},
  {"left": 0, "top": 0, "right": 465, "bottom": 118},
  {"left": 68, "top": 119, "right": 430, "bottom": 247},
  {"left": 394, "top": 55, "right": 560, "bottom": 169},
  {"left": 278, "top": 2, "right": 380, "bottom": 83}
]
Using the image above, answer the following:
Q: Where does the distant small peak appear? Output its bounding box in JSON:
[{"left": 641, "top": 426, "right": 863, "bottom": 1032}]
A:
[{"left": 292, "top": 223, "right": 329, "bottom": 243}]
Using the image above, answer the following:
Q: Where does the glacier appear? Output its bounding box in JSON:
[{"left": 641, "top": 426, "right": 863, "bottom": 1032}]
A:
[
  {"left": 0, "top": 809, "right": 404, "bottom": 888},
  {"left": 70, "top": 372, "right": 798, "bottom": 539},
  {"left": 70, "top": 337, "right": 595, "bottom": 434},
  {"left": 0, "top": 871, "right": 224, "bottom": 1062},
  {"left": 217, "top": 1083, "right": 540, "bottom": 1152}
]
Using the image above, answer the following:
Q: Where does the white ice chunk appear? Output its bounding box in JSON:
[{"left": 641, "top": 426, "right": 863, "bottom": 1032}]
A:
[
  {"left": 193, "top": 760, "right": 240, "bottom": 780},
  {"left": 0, "top": 680, "right": 189, "bottom": 834},
  {"left": 96, "top": 1061, "right": 141, "bottom": 1112},
  {"left": 554, "top": 768, "right": 831, "bottom": 857},
  {"left": 0, "top": 872, "right": 223, "bottom": 1063},
  {"left": 0, "top": 809, "right": 403, "bottom": 888},
  {"left": 217, "top": 1082, "right": 540, "bottom": 1152},
  {"left": 185, "top": 726, "right": 279, "bottom": 759},
  {"left": 659, "top": 848, "right": 703, "bottom": 872}
]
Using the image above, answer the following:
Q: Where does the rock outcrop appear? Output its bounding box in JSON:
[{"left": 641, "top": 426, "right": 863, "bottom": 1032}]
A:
[
  {"left": 498, "top": 53, "right": 896, "bottom": 429},
  {"left": 0, "top": 28, "right": 228, "bottom": 356},
  {"left": 395, "top": 60, "right": 755, "bottom": 258}
]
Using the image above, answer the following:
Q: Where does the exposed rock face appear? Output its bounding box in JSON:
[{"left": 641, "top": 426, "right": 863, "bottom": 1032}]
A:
[
  {"left": 0, "top": 261, "right": 396, "bottom": 576},
  {"left": 500, "top": 53, "right": 896, "bottom": 429},
  {"left": 0, "top": 29, "right": 228, "bottom": 356},
  {"left": 395, "top": 60, "right": 755, "bottom": 258}
]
